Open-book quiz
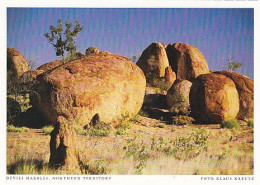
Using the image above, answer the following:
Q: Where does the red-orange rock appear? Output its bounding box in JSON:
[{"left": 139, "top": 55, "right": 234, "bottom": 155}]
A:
[
  {"left": 167, "top": 80, "right": 192, "bottom": 115},
  {"left": 20, "top": 70, "right": 44, "bottom": 83},
  {"left": 166, "top": 43, "right": 209, "bottom": 81},
  {"left": 34, "top": 53, "right": 146, "bottom": 125},
  {"left": 137, "top": 42, "right": 169, "bottom": 84},
  {"left": 214, "top": 70, "right": 254, "bottom": 120},
  {"left": 7, "top": 48, "right": 29, "bottom": 78},
  {"left": 37, "top": 60, "right": 63, "bottom": 72},
  {"left": 190, "top": 73, "right": 239, "bottom": 123},
  {"left": 165, "top": 66, "right": 176, "bottom": 86}
]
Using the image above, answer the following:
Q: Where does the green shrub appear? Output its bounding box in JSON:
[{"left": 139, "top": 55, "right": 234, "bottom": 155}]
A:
[
  {"left": 221, "top": 119, "right": 239, "bottom": 129},
  {"left": 7, "top": 125, "right": 29, "bottom": 133},
  {"left": 115, "top": 123, "right": 129, "bottom": 136},
  {"left": 42, "top": 126, "right": 54, "bottom": 135},
  {"left": 84, "top": 123, "right": 111, "bottom": 137},
  {"left": 247, "top": 119, "right": 254, "bottom": 128}
]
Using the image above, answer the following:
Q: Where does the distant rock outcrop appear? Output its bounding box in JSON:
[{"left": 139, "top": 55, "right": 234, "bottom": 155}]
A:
[
  {"left": 214, "top": 70, "right": 254, "bottom": 120},
  {"left": 166, "top": 43, "right": 209, "bottom": 81},
  {"left": 167, "top": 80, "right": 192, "bottom": 115},
  {"left": 37, "top": 60, "right": 63, "bottom": 72},
  {"left": 20, "top": 70, "right": 44, "bottom": 83},
  {"left": 33, "top": 53, "right": 146, "bottom": 125},
  {"left": 85, "top": 47, "right": 99, "bottom": 55},
  {"left": 190, "top": 73, "right": 239, "bottom": 123},
  {"left": 137, "top": 43, "right": 171, "bottom": 86},
  {"left": 7, "top": 48, "right": 29, "bottom": 78}
]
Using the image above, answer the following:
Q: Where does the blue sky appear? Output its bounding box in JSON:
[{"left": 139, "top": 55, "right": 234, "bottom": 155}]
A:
[{"left": 7, "top": 8, "right": 254, "bottom": 79}]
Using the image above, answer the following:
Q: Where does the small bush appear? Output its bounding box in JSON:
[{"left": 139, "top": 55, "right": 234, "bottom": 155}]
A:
[
  {"left": 85, "top": 124, "right": 111, "bottom": 137},
  {"left": 7, "top": 125, "right": 29, "bottom": 133},
  {"left": 172, "top": 115, "right": 194, "bottom": 125},
  {"left": 42, "top": 126, "right": 54, "bottom": 135},
  {"left": 221, "top": 119, "right": 239, "bottom": 129},
  {"left": 115, "top": 123, "right": 129, "bottom": 136},
  {"left": 247, "top": 119, "right": 254, "bottom": 128}
]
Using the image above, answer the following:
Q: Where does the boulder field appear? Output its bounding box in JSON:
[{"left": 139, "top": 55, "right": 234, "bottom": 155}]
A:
[{"left": 33, "top": 52, "right": 146, "bottom": 126}]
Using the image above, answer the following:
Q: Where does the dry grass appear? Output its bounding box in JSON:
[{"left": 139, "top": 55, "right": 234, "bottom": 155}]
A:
[{"left": 6, "top": 116, "right": 253, "bottom": 175}]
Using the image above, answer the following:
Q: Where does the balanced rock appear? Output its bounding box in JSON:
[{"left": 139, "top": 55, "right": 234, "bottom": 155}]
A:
[
  {"left": 37, "top": 60, "right": 63, "bottom": 72},
  {"left": 7, "top": 48, "right": 29, "bottom": 78},
  {"left": 167, "top": 80, "right": 192, "bottom": 115},
  {"left": 85, "top": 47, "right": 99, "bottom": 55},
  {"left": 137, "top": 43, "right": 169, "bottom": 84},
  {"left": 33, "top": 53, "right": 146, "bottom": 125},
  {"left": 165, "top": 66, "right": 176, "bottom": 86},
  {"left": 214, "top": 70, "right": 254, "bottom": 120},
  {"left": 190, "top": 73, "right": 239, "bottom": 123},
  {"left": 166, "top": 43, "right": 209, "bottom": 81}
]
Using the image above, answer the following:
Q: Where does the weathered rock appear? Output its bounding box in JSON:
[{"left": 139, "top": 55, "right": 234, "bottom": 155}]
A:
[
  {"left": 137, "top": 42, "right": 169, "bottom": 84},
  {"left": 7, "top": 48, "right": 29, "bottom": 78},
  {"left": 20, "top": 70, "right": 44, "bottom": 83},
  {"left": 37, "top": 60, "right": 63, "bottom": 72},
  {"left": 214, "top": 70, "right": 254, "bottom": 120},
  {"left": 85, "top": 47, "right": 99, "bottom": 55},
  {"left": 34, "top": 53, "right": 146, "bottom": 125},
  {"left": 165, "top": 66, "right": 176, "bottom": 86},
  {"left": 166, "top": 43, "right": 209, "bottom": 81},
  {"left": 167, "top": 80, "right": 192, "bottom": 115},
  {"left": 190, "top": 73, "right": 239, "bottom": 123},
  {"left": 49, "top": 116, "right": 80, "bottom": 172}
]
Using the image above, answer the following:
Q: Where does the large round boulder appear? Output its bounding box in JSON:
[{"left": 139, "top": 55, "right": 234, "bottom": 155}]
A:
[
  {"left": 166, "top": 43, "right": 209, "bottom": 81},
  {"left": 190, "top": 73, "right": 239, "bottom": 123},
  {"left": 214, "top": 70, "right": 254, "bottom": 120},
  {"left": 34, "top": 53, "right": 146, "bottom": 125},
  {"left": 137, "top": 42, "right": 169, "bottom": 84},
  {"left": 37, "top": 60, "right": 63, "bottom": 72},
  {"left": 167, "top": 80, "right": 192, "bottom": 115},
  {"left": 7, "top": 48, "right": 29, "bottom": 78}
]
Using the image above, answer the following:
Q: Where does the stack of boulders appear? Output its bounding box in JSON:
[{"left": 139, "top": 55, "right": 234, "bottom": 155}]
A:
[
  {"left": 136, "top": 43, "right": 176, "bottom": 87},
  {"left": 137, "top": 42, "right": 253, "bottom": 123}
]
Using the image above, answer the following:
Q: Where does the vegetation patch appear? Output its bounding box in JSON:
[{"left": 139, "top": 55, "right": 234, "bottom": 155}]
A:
[
  {"left": 221, "top": 119, "right": 239, "bottom": 129},
  {"left": 247, "top": 118, "right": 254, "bottom": 128},
  {"left": 7, "top": 125, "right": 29, "bottom": 133},
  {"left": 42, "top": 126, "right": 54, "bottom": 135}
]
